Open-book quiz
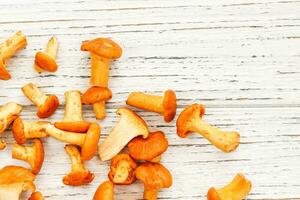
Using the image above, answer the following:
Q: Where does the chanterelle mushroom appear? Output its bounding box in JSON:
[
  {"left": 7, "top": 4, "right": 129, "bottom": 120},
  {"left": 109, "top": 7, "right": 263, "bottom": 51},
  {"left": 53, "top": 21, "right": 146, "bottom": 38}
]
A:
[
  {"left": 207, "top": 173, "right": 252, "bottom": 200},
  {"left": 29, "top": 191, "right": 44, "bottom": 200},
  {"left": 12, "top": 139, "right": 44, "bottom": 175},
  {"left": 22, "top": 83, "right": 59, "bottom": 118},
  {"left": 0, "top": 102, "right": 22, "bottom": 149},
  {"left": 81, "top": 37, "right": 122, "bottom": 120},
  {"left": 82, "top": 86, "right": 112, "bottom": 104},
  {"left": 108, "top": 154, "right": 137, "bottom": 185},
  {"left": 128, "top": 131, "right": 168, "bottom": 162},
  {"left": 136, "top": 162, "right": 173, "bottom": 200},
  {"left": 176, "top": 104, "right": 240, "bottom": 153},
  {"left": 54, "top": 90, "right": 90, "bottom": 133},
  {"left": 126, "top": 90, "right": 177, "bottom": 122},
  {"left": 0, "top": 31, "right": 27, "bottom": 80},
  {"left": 12, "top": 117, "right": 49, "bottom": 144},
  {"left": 63, "top": 145, "right": 94, "bottom": 186},
  {"left": 98, "top": 107, "right": 149, "bottom": 161},
  {"left": 46, "top": 123, "right": 101, "bottom": 161},
  {"left": 0, "top": 165, "right": 36, "bottom": 200},
  {"left": 93, "top": 180, "right": 114, "bottom": 200},
  {"left": 34, "top": 37, "right": 58, "bottom": 72}
]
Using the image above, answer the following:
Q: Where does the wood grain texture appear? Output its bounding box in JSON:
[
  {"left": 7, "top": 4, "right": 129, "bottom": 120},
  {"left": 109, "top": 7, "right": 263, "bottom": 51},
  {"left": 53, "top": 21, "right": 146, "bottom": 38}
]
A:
[{"left": 0, "top": 0, "right": 300, "bottom": 199}]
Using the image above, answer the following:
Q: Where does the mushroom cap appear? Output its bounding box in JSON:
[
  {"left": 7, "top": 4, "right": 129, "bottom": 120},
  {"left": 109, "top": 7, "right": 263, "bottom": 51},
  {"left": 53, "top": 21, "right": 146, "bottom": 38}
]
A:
[
  {"left": 12, "top": 117, "right": 26, "bottom": 144},
  {"left": 29, "top": 191, "right": 44, "bottom": 200},
  {"left": 81, "top": 123, "right": 101, "bottom": 161},
  {"left": 29, "top": 139, "right": 45, "bottom": 175},
  {"left": 176, "top": 103, "right": 206, "bottom": 138},
  {"left": 136, "top": 162, "right": 173, "bottom": 190},
  {"left": 63, "top": 170, "right": 95, "bottom": 186},
  {"left": 37, "top": 95, "right": 59, "bottom": 118},
  {"left": 82, "top": 86, "right": 112, "bottom": 104},
  {"left": 0, "top": 165, "right": 35, "bottom": 184},
  {"left": 93, "top": 180, "right": 114, "bottom": 200},
  {"left": 128, "top": 131, "right": 168, "bottom": 161},
  {"left": 81, "top": 38, "right": 122, "bottom": 59},
  {"left": 108, "top": 154, "right": 137, "bottom": 185},
  {"left": 0, "top": 60, "right": 11, "bottom": 80},
  {"left": 162, "top": 90, "right": 177, "bottom": 122},
  {"left": 35, "top": 51, "right": 58, "bottom": 72},
  {"left": 54, "top": 121, "right": 91, "bottom": 133},
  {"left": 207, "top": 188, "right": 221, "bottom": 200}
]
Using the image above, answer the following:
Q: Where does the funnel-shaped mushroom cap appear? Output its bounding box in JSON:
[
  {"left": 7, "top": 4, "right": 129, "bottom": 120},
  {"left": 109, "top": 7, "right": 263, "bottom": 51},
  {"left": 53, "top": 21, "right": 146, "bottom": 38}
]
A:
[
  {"left": 0, "top": 60, "right": 10, "bottom": 80},
  {"left": 37, "top": 95, "right": 59, "bottom": 118},
  {"left": 81, "top": 123, "right": 101, "bottom": 161},
  {"left": 35, "top": 52, "right": 58, "bottom": 72},
  {"left": 162, "top": 90, "right": 177, "bottom": 122},
  {"left": 29, "top": 191, "right": 44, "bottom": 200},
  {"left": 82, "top": 86, "right": 112, "bottom": 104},
  {"left": 81, "top": 38, "right": 122, "bottom": 59},
  {"left": 176, "top": 103, "right": 206, "bottom": 138},
  {"left": 93, "top": 180, "right": 114, "bottom": 200}
]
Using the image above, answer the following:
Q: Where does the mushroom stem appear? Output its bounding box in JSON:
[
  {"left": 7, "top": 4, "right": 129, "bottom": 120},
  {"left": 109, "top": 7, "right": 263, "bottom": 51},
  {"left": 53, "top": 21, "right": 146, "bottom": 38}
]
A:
[
  {"left": 90, "top": 53, "right": 110, "bottom": 86},
  {"left": 127, "top": 92, "right": 163, "bottom": 113},
  {"left": 191, "top": 118, "right": 240, "bottom": 153},
  {"left": 23, "top": 121, "right": 49, "bottom": 139},
  {"left": 144, "top": 188, "right": 158, "bottom": 200},
  {"left": 22, "top": 83, "right": 47, "bottom": 107},
  {"left": 12, "top": 144, "right": 29, "bottom": 162},
  {"left": 93, "top": 101, "right": 106, "bottom": 119},
  {"left": 65, "top": 145, "right": 85, "bottom": 172},
  {"left": 0, "top": 102, "right": 22, "bottom": 133},
  {"left": 45, "top": 37, "right": 58, "bottom": 59},
  {"left": 113, "top": 160, "right": 131, "bottom": 183},
  {"left": 64, "top": 90, "right": 83, "bottom": 122}
]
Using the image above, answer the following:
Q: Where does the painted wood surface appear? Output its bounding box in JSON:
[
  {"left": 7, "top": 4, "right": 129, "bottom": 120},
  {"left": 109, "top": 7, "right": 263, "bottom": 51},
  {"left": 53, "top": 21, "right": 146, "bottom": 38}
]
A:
[{"left": 0, "top": 0, "right": 300, "bottom": 199}]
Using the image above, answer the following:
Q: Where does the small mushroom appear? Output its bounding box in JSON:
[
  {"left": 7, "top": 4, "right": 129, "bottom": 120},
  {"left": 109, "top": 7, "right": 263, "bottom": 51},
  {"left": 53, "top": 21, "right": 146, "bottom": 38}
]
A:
[
  {"left": 136, "top": 162, "right": 173, "bottom": 200},
  {"left": 12, "top": 139, "right": 44, "bottom": 175},
  {"left": 93, "top": 180, "right": 114, "bottom": 200},
  {"left": 29, "top": 191, "right": 44, "bottom": 200},
  {"left": 0, "top": 165, "right": 36, "bottom": 200},
  {"left": 128, "top": 131, "right": 168, "bottom": 162},
  {"left": 81, "top": 38, "right": 122, "bottom": 120},
  {"left": 108, "top": 154, "right": 137, "bottom": 185},
  {"left": 34, "top": 37, "right": 59, "bottom": 72},
  {"left": 82, "top": 86, "right": 112, "bottom": 104},
  {"left": 63, "top": 145, "right": 94, "bottom": 186},
  {"left": 54, "top": 90, "right": 90, "bottom": 133},
  {"left": 46, "top": 123, "right": 101, "bottom": 161},
  {"left": 98, "top": 107, "right": 149, "bottom": 161},
  {"left": 176, "top": 104, "right": 240, "bottom": 153},
  {"left": 0, "top": 102, "right": 22, "bottom": 149},
  {"left": 22, "top": 83, "right": 59, "bottom": 118},
  {"left": 126, "top": 90, "right": 177, "bottom": 123},
  {"left": 12, "top": 117, "right": 49, "bottom": 144},
  {"left": 207, "top": 173, "right": 252, "bottom": 200},
  {"left": 0, "top": 31, "right": 27, "bottom": 80}
]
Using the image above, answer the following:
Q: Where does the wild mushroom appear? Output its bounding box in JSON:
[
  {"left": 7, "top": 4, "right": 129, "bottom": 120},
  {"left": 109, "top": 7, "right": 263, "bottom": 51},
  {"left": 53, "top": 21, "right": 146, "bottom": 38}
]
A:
[
  {"left": 46, "top": 123, "right": 100, "bottom": 161},
  {"left": 0, "top": 102, "right": 22, "bottom": 149},
  {"left": 207, "top": 173, "right": 252, "bottom": 200},
  {"left": 98, "top": 107, "right": 149, "bottom": 161},
  {"left": 82, "top": 86, "right": 112, "bottom": 104},
  {"left": 136, "top": 162, "right": 173, "bottom": 200},
  {"left": 54, "top": 90, "right": 90, "bottom": 133},
  {"left": 0, "top": 31, "right": 27, "bottom": 80},
  {"left": 81, "top": 37, "right": 122, "bottom": 119},
  {"left": 12, "top": 139, "right": 44, "bottom": 175},
  {"left": 0, "top": 165, "right": 36, "bottom": 200},
  {"left": 12, "top": 117, "right": 49, "bottom": 144},
  {"left": 93, "top": 180, "right": 114, "bottom": 200},
  {"left": 126, "top": 90, "right": 177, "bottom": 123},
  {"left": 34, "top": 37, "right": 58, "bottom": 72},
  {"left": 108, "top": 154, "right": 137, "bottom": 185},
  {"left": 29, "top": 191, "right": 44, "bottom": 200},
  {"left": 22, "top": 83, "right": 59, "bottom": 118},
  {"left": 176, "top": 104, "right": 240, "bottom": 153},
  {"left": 63, "top": 145, "right": 94, "bottom": 186},
  {"left": 128, "top": 131, "right": 168, "bottom": 162}
]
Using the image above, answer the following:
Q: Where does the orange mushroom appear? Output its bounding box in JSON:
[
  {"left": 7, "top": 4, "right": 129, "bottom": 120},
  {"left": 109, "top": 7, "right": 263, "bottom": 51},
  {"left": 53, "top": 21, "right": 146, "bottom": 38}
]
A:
[
  {"left": 29, "top": 191, "right": 44, "bottom": 200},
  {"left": 0, "top": 165, "right": 36, "bottom": 200},
  {"left": 82, "top": 86, "right": 112, "bottom": 104},
  {"left": 12, "top": 139, "right": 44, "bottom": 175},
  {"left": 108, "top": 154, "right": 137, "bottom": 185},
  {"left": 54, "top": 90, "right": 90, "bottom": 133},
  {"left": 93, "top": 180, "right": 114, "bottom": 200},
  {"left": 128, "top": 131, "right": 168, "bottom": 162},
  {"left": 12, "top": 117, "right": 49, "bottom": 144},
  {"left": 46, "top": 123, "right": 100, "bottom": 161},
  {"left": 0, "top": 102, "right": 22, "bottom": 149},
  {"left": 126, "top": 90, "right": 177, "bottom": 122},
  {"left": 22, "top": 83, "right": 59, "bottom": 118},
  {"left": 63, "top": 145, "right": 94, "bottom": 186},
  {"left": 136, "top": 162, "right": 173, "bottom": 200},
  {"left": 81, "top": 37, "right": 122, "bottom": 119},
  {"left": 0, "top": 31, "right": 27, "bottom": 80},
  {"left": 176, "top": 104, "right": 240, "bottom": 153},
  {"left": 34, "top": 37, "right": 58, "bottom": 72},
  {"left": 207, "top": 173, "right": 252, "bottom": 200},
  {"left": 98, "top": 107, "right": 149, "bottom": 161}
]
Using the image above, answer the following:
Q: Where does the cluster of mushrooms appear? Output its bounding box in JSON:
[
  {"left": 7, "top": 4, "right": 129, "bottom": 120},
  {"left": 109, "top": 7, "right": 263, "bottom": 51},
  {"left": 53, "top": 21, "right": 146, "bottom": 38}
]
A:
[{"left": 0, "top": 31, "right": 252, "bottom": 200}]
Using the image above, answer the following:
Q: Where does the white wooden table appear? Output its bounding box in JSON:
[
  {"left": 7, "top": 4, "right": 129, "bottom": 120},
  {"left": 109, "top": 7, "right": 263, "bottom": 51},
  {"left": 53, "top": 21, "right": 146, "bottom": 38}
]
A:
[{"left": 0, "top": 0, "right": 300, "bottom": 199}]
